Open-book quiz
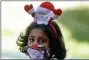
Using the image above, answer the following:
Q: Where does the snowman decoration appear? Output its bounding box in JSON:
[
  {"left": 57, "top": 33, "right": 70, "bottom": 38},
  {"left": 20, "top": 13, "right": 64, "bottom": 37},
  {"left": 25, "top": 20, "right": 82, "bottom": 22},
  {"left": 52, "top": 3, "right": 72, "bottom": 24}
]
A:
[{"left": 24, "top": 1, "right": 62, "bottom": 25}]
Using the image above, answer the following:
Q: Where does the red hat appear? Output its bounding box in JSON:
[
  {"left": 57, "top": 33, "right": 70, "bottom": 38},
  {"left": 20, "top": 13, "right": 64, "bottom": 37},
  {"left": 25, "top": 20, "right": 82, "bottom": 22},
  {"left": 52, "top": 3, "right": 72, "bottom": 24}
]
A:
[{"left": 36, "top": 1, "right": 55, "bottom": 13}]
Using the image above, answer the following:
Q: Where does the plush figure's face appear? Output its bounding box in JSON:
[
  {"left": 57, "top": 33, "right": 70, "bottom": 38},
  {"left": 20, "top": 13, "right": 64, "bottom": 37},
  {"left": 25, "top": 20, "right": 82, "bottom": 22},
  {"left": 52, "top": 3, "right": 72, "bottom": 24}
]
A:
[
  {"left": 38, "top": 12, "right": 47, "bottom": 17},
  {"left": 36, "top": 11, "right": 49, "bottom": 18},
  {"left": 27, "top": 28, "right": 50, "bottom": 59},
  {"left": 35, "top": 11, "right": 51, "bottom": 25}
]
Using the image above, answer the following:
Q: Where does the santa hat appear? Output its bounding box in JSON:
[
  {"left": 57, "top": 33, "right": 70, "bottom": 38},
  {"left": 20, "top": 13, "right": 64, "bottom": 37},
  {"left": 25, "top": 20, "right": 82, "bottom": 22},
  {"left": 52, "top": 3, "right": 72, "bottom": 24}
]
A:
[{"left": 36, "top": 1, "right": 55, "bottom": 13}]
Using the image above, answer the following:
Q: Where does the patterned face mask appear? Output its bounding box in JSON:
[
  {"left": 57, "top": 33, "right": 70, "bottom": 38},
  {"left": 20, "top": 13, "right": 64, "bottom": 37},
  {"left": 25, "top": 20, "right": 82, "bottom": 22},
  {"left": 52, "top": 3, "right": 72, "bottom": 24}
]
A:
[{"left": 27, "top": 44, "right": 50, "bottom": 59}]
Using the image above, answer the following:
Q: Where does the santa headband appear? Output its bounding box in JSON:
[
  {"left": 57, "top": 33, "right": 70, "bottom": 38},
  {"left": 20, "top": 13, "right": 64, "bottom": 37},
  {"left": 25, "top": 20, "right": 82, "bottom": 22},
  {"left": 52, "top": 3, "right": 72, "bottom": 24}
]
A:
[{"left": 24, "top": 1, "right": 62, "bottom": 39}]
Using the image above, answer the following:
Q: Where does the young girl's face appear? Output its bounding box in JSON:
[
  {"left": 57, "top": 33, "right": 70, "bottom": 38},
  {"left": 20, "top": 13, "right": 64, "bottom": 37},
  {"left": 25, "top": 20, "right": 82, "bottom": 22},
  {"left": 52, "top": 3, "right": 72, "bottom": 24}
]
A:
[{"left": 27, "top": 28, "right": 49, "bottom": 48}]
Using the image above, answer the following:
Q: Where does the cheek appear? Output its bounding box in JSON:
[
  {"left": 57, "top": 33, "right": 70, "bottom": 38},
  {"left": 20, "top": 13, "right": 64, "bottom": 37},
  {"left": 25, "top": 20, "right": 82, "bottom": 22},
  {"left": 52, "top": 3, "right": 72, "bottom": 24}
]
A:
[
  {"left": 42, "top": 42, "right": 49, "bottom": 48},
  {"left": 27, "top": 41, "right": 30, "bottom": 47},
  {"left": 27, "top": 40, "right": 32, "bottom": 47},
  {"left": 46, "top": 42, "right": 49, "bottom": 48}
]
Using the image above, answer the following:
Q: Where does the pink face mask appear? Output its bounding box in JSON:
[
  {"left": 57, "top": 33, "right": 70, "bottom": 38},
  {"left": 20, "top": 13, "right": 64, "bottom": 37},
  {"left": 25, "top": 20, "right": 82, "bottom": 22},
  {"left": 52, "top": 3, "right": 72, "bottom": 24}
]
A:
[{"left": 27, "top": 44, "right": 50, "bottom": 59}]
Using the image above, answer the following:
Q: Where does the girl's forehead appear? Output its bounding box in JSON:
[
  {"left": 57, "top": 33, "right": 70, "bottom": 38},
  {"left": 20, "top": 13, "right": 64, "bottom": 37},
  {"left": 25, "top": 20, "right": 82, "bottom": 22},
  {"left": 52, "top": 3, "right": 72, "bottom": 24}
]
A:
[
  {"left": 29, "top": 28, "right": 46, "bottom": 37},
  {"left": 28, "top": 28, "right": 49, "bottom": 40}
]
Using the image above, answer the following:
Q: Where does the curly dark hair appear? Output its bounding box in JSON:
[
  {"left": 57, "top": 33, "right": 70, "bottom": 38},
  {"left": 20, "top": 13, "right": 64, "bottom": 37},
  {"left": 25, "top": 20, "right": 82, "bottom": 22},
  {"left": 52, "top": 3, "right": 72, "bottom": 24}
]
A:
[{"left": 16, "top": 21, "right": 66, "bottom": 59}]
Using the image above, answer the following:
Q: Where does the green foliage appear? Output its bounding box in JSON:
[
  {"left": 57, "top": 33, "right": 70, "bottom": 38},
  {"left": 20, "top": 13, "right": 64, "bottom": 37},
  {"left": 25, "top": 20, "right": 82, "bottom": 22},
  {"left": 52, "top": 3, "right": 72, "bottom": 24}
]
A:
[
  {"left": 59, "top": 5, "right": 89, "bottom": 43},
  {"left": 56, "top": 5, "right": 89, "bottom": 58}
]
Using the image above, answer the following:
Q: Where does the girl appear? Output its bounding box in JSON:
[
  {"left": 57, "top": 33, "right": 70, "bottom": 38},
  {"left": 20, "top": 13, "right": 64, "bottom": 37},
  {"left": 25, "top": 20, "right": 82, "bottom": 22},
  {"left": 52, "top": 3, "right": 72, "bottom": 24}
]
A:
[
  {"left": 17, "top": 1, "right": 66, "bottom": 60},
  {"left": 16, "top": 21, "right": 66, "bottom": 60}
]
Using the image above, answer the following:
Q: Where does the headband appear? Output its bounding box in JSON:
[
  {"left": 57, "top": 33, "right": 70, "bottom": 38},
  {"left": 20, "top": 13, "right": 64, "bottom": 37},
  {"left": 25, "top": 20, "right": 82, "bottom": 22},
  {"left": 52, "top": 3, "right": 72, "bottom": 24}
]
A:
[
  {"left": 49, "top": 23, "right": 57, "bottom": 39},
  {"left": 24, "top": 1, "right": 62, "bottom": 39}
]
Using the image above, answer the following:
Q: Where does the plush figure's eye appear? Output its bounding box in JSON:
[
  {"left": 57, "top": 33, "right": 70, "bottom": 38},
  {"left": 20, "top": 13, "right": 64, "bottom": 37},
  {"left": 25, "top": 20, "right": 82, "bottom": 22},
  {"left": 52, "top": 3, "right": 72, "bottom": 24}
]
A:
[{"left": 39, "top": 12, "right": 46, "bottom": 15}]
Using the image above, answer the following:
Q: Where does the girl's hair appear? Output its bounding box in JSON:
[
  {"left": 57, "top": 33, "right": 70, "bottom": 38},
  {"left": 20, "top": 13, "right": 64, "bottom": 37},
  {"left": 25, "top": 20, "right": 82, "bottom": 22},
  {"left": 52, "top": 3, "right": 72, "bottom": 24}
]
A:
[{"left": 16, "top": 21, "right": 66, "bottom": 59}]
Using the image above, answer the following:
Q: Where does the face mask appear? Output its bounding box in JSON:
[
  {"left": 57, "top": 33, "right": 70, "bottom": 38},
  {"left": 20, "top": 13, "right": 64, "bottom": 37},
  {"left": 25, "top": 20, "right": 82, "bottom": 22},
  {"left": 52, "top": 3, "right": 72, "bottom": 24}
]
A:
[{"left": 27, "top": 44, "right": 50, "bottom": 59}]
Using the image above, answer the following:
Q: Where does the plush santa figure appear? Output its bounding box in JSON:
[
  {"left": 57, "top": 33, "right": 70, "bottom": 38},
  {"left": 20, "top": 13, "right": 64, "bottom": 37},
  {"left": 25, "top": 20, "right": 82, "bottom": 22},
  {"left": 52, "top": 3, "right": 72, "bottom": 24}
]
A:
[{"left": 24, "top": 1, "right": 62, "bottom": 25}]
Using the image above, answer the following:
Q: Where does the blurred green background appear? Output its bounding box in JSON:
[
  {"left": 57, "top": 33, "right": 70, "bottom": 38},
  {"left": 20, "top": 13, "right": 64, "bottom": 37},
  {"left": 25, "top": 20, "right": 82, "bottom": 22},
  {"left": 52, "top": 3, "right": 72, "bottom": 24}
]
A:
[
  {"left": 57, "top": 5, "right": 89, "bottom": 58},
  {"left": 2, "top": 2, "right": 89, "bottom": 59}
]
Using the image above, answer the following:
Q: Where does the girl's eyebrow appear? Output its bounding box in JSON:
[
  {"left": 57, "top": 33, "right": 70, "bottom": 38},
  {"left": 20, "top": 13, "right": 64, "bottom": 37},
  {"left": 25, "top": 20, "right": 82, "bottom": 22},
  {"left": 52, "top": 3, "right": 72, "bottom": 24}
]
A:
[
  {"left": 29, "top": 36, "right": 34, "bottom": 38},
  {"left": 29, "top": 36, "right": 48, "bottom": 40},
  {"left": 39, "top": 36, "right": 48, "bottom": 40}
]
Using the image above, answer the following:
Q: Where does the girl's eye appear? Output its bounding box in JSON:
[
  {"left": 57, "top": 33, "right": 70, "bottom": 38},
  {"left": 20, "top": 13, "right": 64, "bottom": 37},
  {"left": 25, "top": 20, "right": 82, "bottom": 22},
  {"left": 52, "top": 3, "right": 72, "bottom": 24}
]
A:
[
  {"left": 29, "top": 38, "right": 34, "bottom": 42},
  {"left": 39, "top": 39, "right": 46, "bottom": 43}
]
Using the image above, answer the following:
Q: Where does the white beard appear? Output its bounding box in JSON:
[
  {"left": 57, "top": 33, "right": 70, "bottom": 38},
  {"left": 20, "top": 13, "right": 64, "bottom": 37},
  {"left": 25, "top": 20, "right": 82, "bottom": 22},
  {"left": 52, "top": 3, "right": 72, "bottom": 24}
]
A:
[{"left": 35, "top": 13, "right": 51, "bottom": 25}]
